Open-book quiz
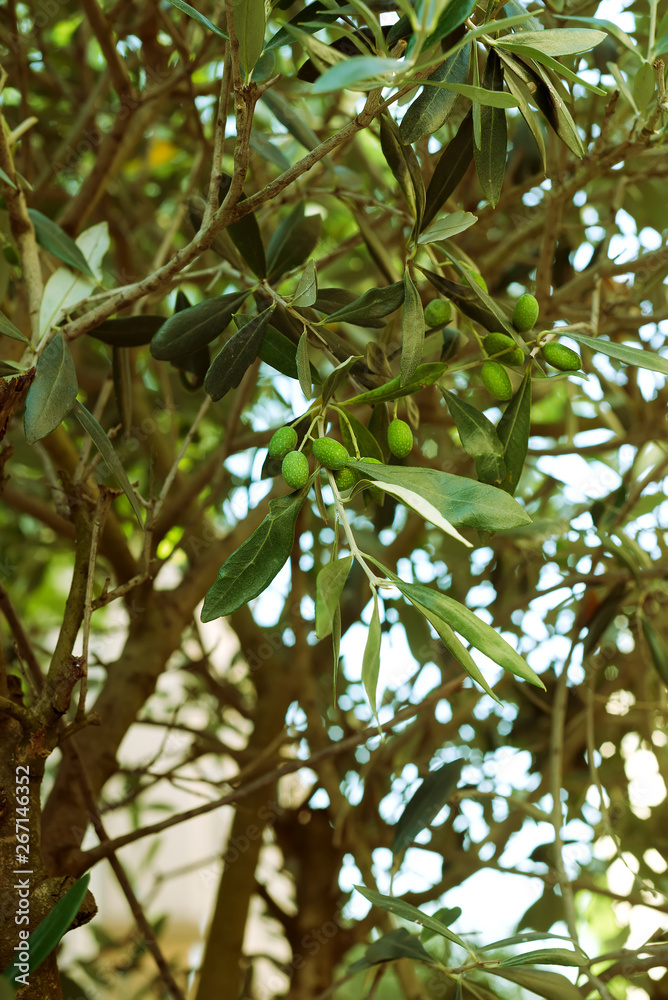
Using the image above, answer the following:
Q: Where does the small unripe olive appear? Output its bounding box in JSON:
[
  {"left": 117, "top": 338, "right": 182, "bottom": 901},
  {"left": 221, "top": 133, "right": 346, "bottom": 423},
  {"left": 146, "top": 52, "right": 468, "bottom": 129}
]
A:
[
  {"left": 481, "top": 361, "right": 513, "bottom": 401},
  {"left": 483, "top": 333, "right": 524, "bottom": 366},
  {"left": 282, "top": 451, "right": 310, "bottom": 489},
  {"left": 268, "top": 426, "right": 298, "bottom": 459},
  {"left": 312, "top": 436, "right": 349, "bottom": 470},
  {"left": 423, "top": 299, "right": 452, "bottom": 327},
  {"left": 387, "top": 419, "right": 413, "bottom": 458},
  {"left": 512, "top": 293, "right": 539, "bottom": 333},
  {"left": 541, "top": 341, "right": 582, "bottom": 372},
  {"left": 334, "top": 467, "right": 358, "bottom": 491}
]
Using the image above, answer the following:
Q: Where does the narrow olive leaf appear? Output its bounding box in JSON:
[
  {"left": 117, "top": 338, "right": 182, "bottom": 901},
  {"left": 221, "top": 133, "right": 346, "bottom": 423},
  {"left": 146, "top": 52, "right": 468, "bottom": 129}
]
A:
[
  {"left": 422, "top": 110, "right": 474, "bottom": 231},
  {"left": 392, "top": 761, "right": 463, "bottom": 857},
  {"left": 293, "top": 259, "right": 318, "bottom": 307},
  {"left": 261, "top": 89, "right": 321, "bottom": 150},
  {"left": 339, "top": 411, "right": 383, "bottom": 461},
  {"left": 0, "top": 166, "right": 17, "bottom": 189},
  {"left": 485, "top": 966, "right": 583, "bottom": 1000},
  {"left": 474, "top": 49, "right": 507, "bottom": 207},
  {"left": 496, "top": 369, "right": 531, "bottom": 495},
  {"left": 495, "top": 40, "right": 606, "bottom": 96},
  {"left": 354, "top": 886, "right": 469, "bottom": 951},
  {"left": 3, "top": 875, "right": 91, "bottom": 989},
  {"left": 516, "top": 60, "right": 584, "bottom": 156},
  {"left": 150, "top": 291, "right": 249, "bottom": 361},
  {"left": 0, "top": 311, "right": 31, "bottom": 345},
  {"left": 201, "top": 490, "right": 309, "bottom": 621},
  {"left": 379, "top": 113, "right": 424, "bottom": 224},
  {"left": 401, "top": 271, "right": 425, "bottom": 386},
  {"left": 348, "top": 461, "right": 530, "bottom": 531},
  {"left": 248, "top": 131, "right": 291, "bottom": 171},
  {"left": 501, "top": 58, "right": 548, "bottom": 173},
  {"left": 162, "top": 0, "right": 228, "bottom": 39},
  {"left": 314, "top": 287, "right": 359, "bottom": 314},
  {"left": 266, "top": 202, "right": 322, "bottom": 280},
  {"left": 218, "top": 174, "right": 267, "bottom": 277},
  {"left": 362, "top": 593, "right": 382, "bottom": 720},
  {"left": 321, "top": 355, "right": 364, "bottom": 406},
  {"left": 502, "top": 27, "right": 607, "bottom": 57},
  {"left": 417, "top": 211, "right": 477, "bottom": 246},
  {"left": 230, "top": 0, "right": 265, "bottom": 76},
  {"left": 399, "top": 44, "right": 471, "bottom": 144},
  {"left": 316, "top": 555, "right": 353, "bottom": 639},
  {"left": 259, "top": 327, "right": 321, "bottom": 382},
  {"left": 432, "top": 83, "right": 518, "bottom": 107},
  {"left": 410, "top": 599, "right": 501, "bottom": 701},
  {"left": 498, "top": 948, "right": 589, "bottom": 967},
  {"left": 430, "top": 252, "right": 516, "bottom": 335},
  {"left": 342, "top": 362, "right": 447, "bottom": 406},
  {"left": 27, "top": 209, "right": 95, "bottom": 278},
  {"left": 353, "top": 474, "right": 471, "bottom": 545},
  {"left": 424, "top": 0, "right": 476, "bottom": 48},
  {"left": 311, "top": 56, "right": 402, "bottom": 94},
  {"left": 419, "top": 267, "right": 509, "bottom": 335},
  {"left": 265, "top": 2, "right": 339, "bottom": 51},
  {"left": 70, "top": 401, "right": 144, "bottom": 526},
  {"left": 24, "top": 332, "right": 78, "bottom": 444},
  {"left": 440, "top": 389, "right": 506, "bottom": 486},
  {"left": 480, "top": 931, "right": 579, "bottom": 952},
  {"left": 641, "top": 618, "right": 668, "bottom": 687},
  {"left": 348, "top": 928, "right": 440, "bottom": 972},
  {"left": 395, "top": 579, "right": 544, "bottom": 687},
  {"left": 565, "top": 331, "right": 668, "bottom": 376},
  {"left": 324, "top": 281, "right": 405, "bottom": 326},
  {"left": 555, "top": 14, "right": 636, "bottom": 55},
  {"left": 88, "top": 315, "right": 164, "bottom": 347},
  {"left": 296, "top": 329, "right": 312, "bottom": 399},
  {"left": 633, "top": 60, "right": 656, "bottom": 109},
  {"left": 204, "top": 306, "right": 274, "bottom": 401}
]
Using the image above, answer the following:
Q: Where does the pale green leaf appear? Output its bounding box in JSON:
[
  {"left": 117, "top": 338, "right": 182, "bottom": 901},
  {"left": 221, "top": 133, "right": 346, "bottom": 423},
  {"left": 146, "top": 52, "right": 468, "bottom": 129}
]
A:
[
  {"left": 440, "top": 389, "right": 506, "bottom": 486},
  {"left": 342, "top": 362, "right": 447, "bottom": 406},
  {"left": 162, "top": 0, "right": 228, "bottom": 39},
  {"left": 230, "top": 0, "right": 266, "bottom": 77},
  {"left": 315, "top": 555, "right": 353, "bottom": 639},
  {"left": 566, "top": 331, "right": 668, "bottom": 376},
  {"left": 362, "top": 593, "right": 382, "bottom": 719},
  {"left": 293, "top": 259, "right": 318, "bottom": 307},
  {"left": 24, "top": 332, "right": 78, "bottom": 444},
  {"left": 411, "top": 601, "right": 501, "bottom": 701},
  {"left": 355, "top": 886, "right": 469, "bottom": 951},
  {"left": 27, "top": 209, "right": 95, "bottom": 278},
  {"left": 76, "top": 221, "right": 109, "bottom": 282},
  {"left": 485, "top": 966, "right": 584, "bottom": 999},
  {"left": 353, "top": 474, "right": 472, "bottom": 546},
  {"left": 296, "top": 329, "right": 312, "bottom": 400},
  {"left": 401, "top": 271, "right": 425, "bottom": 386},
  {"left": 38, "top": 268, "right": 95, "bottom": 338},
  {"left": 417, "top": 211, "right": 478, "bottom": 246},
  {"left": 501, "top": 27, "right": 607, "bottom": 56},
  {"left": 0, "top": 311, "right": 31, "bottom": 345},
  {"left": 311, "top": 56, "right": 403, "bottom": 94}
]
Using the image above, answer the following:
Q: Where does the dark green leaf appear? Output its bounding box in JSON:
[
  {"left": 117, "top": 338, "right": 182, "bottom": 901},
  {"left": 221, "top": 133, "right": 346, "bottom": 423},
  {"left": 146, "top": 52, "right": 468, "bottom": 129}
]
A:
[
  {"left": 266, "top": 2, "right": 340, "bottom": 51},
  {"left": 411, "top": 603, "right": 500, "bottom": 700},
  {"left": 355, "top": 886, "right": 469, "bottom": 950},
  {"left": 501, "top": 58, "right": 547, "bottom": 173},
  {"left": 379, "top": 113, "right": 425, "bottom": 225},
  {"left": 395, "top": 579, "right": 544, "bottom": 687},
  {"left": 0, "top": 311, "right": 31, "bottom": 345},
  {"left": 219, "top": 174, "right": 267, "bottom": 277},
  {"left": 259, "top": 326, "right": 321, "bottom": 382},
  {"left": 510, "top": 58, "right": 584, "bottom": 156},
  {"left": 419, "top": 266, "right": 512, "bottom": 335},
  {"left": 496, "top": 369, "right": 531, "bottom": 495},
  {"left": 392, "top": 761, "right": 463, "bottom": 856},
  {"left": 498, "top": 948, "right": 588, "bottom": 967},
  {"left": 87, "top": 315, "right": 164, "bottom": 347},
  {"left": 566, "top": 331, "right": 668, "bottom": 376},
  {"left": 296, "top": 328, "right": 312, "bottom": 398},
  {"left": 362, "top": 593, "right": 382, "bottom": 719},
  {"left": 343, "top": 362, "right": 447, "bottom": 406},
  {"left": 28, "top": 209, "right": 95, "bottom": 278},
  {"left": 427, "top": 252, "right": 516, "bottom": 335},
  {"left": 400, "top": 44, "right": 471, "bottom": 144},
  {"left": 485, "top": 966, "right": 583, "bottom": 999},
  {"left": 339, "top": 411, "right": 383, "bottom": 462},
  {"left": 473, "top": 50, "right": 507, "bottom": 206},
  {"left": 293, "top": 259, "right": 318, "bottom": 308},
  {"left": 162, "top": 0, "right": 228, "bottom": 39},
  {"left": 423, "top": 110, "right": 474, "bottom": 231},
  {"left": 314, "top": 287, "right": 361, "bottom": 315},
  {"left": 204, "top": 306, "right": 274, "bottom": 401},
  {"left": 642, "top": 618, "right": 668, "bottom": 686},
  {"left": 424, "top": 0, "right": 476, "bottom": 48},
  {"left": 261, "top": 89, "right": 321, "bottom": 150},
  {"left": 441, "top": 389, "right": 506, "bottom": 485},
  {"left": 248, "top": 131, "right": 291, "bottom": 171},
  {"left": 401, "top": 271, "right": 425, "bottom": 386},
  {"left": 2, "top": 876, "right": 91, "bottom": 988},
  {"left": 348, "top": 462, "right": 531, "bottom": 531},
  {"left": 348, "top": 928, "right": 439, "bottom": 972},
  {"left": 266, "top": 202, "right": 322, "bottom": 280},
  {"left": 230, "top": 0, "right": 265, "bottom": 76},
  {"left": 316, "top": 555, "right": 353, "bottom": 639},
  {"left": 150, "top": 291, "right": 249, "bottom": 361},
  {"left": 201, "top": 491, "right": 309, "bottom": 621},
  {"left": 70, "top": 401, "right": 144, "bottom": 525},
  {"left": 324, "top": 281, "right": 405, "bottom": 326},
  {"left": 24, "top": 332, "right": 78, "bottom": 444},
  {"left": 322, "top": 355, "right": 364, "bottom": 405},
  {"left": 495, "top": 41, "right": 605, "bottom": 96}
]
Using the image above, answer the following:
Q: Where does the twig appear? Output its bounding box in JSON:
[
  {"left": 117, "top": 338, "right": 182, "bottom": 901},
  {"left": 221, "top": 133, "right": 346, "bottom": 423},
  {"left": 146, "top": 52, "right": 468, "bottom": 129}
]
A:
[
  {"left": 0, "top": 583, "right": 44, "bottom": 693},
  {"left": 76, "top": 492, "right": 111, "bottom": 722}
]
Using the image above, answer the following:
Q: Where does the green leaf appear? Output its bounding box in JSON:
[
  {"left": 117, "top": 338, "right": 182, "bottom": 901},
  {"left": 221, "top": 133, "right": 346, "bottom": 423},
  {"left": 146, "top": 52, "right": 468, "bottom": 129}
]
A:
[
  {"left": 324, "top": 281, "right": 405, "bottom": 326},
  {"left": 349, "top": 928, "right": 440, "bottom": 972},
  {"left": 259, "top": 326, "right": 321, "bottom": 382},
  {"left": 150, "top": 291, "right": 249, "bottom": 361},
  {"left": 204, "top": 306, "right": 274, "bottom": 401},
  {"left": 501, "top": 59, "right": 547, "bottom": 174},
  {"left": 399, "top": 44, "right": 471, "bottom": 144},
  {"left": 396, "top": 579, "right": 544, "bottom": 687},
  {"left": 266, "top": 2, "right": 340, "bottom": 51},
  {"left": 24, "top": 332, "right": 78, "bottom": 444},
  {"left": 3, "top": 876, "right": 90, "bottom": 988},
  {"left": 38, "top": 268, "right": 95, "bottom": 339},
  {"left": 293, "top": 259, "right": 318, "bottom": 308},
  {"left": 429, "top": 82, "right": 519, "bottom": 107},
  {"left": 248, "top": 131, "right": 291, "bottom": 171},
  {"left": 497, "top": 948, "right": 589, "bottom": 967},
  {"left": 401, "top": 271, "right": 425, "bottom": 386},
  {"left": 553, "top": 15, "right": 635, "bottom": 55},
  {"left": 355, "top": 886, "right": 469, "bottom": 951},
  {"left": 356, "top": 473, "right": 471, "bottom": 545},
  {"left": 641, "top": 617, "right": 668, "bottom": 687},
  {"left": 316, "top": 555, "right": 353, "bottom": 639},
  {"left": 422, "top": 111, "right": 474, "bottom": 231},
  {"left": 201, "top": 491, "right": 309, "bottom": 621},
  {"left": 498, "top": 53, "right": 584, "bottom": 156},
  {"left": 321, "top": 355, "right": 364, "bottom": 405},
  {"left": 485, "top": 966, "right": 584, "bottom": 999},
  {"left": 565, "top": 332, "right": 668, "bottom": 376},
  {"left": 480, "top": 931, "right": 579, "bottom": 952},
  {"left": 362, "top": 593, "right": 382, "bottom": 719},
  {"left": 70, "top": 401, "right": 144, "bottom": 525},
  {"left": 419, "top": 266, "right": 511, "bottom": 335},
  {"left": 423, "top": 0, "right": 476, "bottom": 49},
  {"left": 230, "top": 0, "right": 265, "bottom": 76},
  {"left": 501, "top": 27, "right": 607, "bottom": 57},
  {"left": 292, "top": 331, "right": 311, "bottom": 401},
  {"left": 417, "top": 211, "right": 478, "bottom": 246},
  {"left": 428, "top": 252, "right": 517, "bottom": 335},
  {"left": 339, "top": 411, "right": 383, "bottom": 461},
  {"left": 342, "top": 362, "right": 447, "bottom": 406},
  {"left": 379, "top": 113, "right": 425, "bottom": 224},
  {"left": 496, "top": 369, "right": 531, "bottom": 495},
  {"left": 261, "top": 89, "right": 321, "bottom": 151},
  {"left": 311, "top": 56, "right": 403, "bottom": 94},
  {"left": 0, "top": 166, "right": 17, "bottom": 189},
  {"left": 27, "top": 209, "right": 95, "bottom": 278},
  {"left": 266, "top": 202, "right": 322, "bottom": 280},
  {"left": 495, "top": 41, "right": 606, "bottom": 96},
  {"left": 0, "top": 311, "right": 31, "bottom": 345},
  {"left": 219, "top": 174, "right": 267, "bottom": 277},
  {"left": 348, "top": 462, "right": 531, "bottom": 532},
  {"left": 392, "top": 761, "right": 462, "bottom": 857},
  {"left": 87, "top": 315, "right": 164, "bottom": 347},
  {"left": 441, "top": 390, "right": 506, "bottom": 485},
  {"left": 411, "top": 602, "right": 501, "bottom": 700},
  {"left": 473, "top": 50, "right": 507, "bottom": 207},
  {"left": 162, "top": 0, "right": 228, "bottom": 39}
]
